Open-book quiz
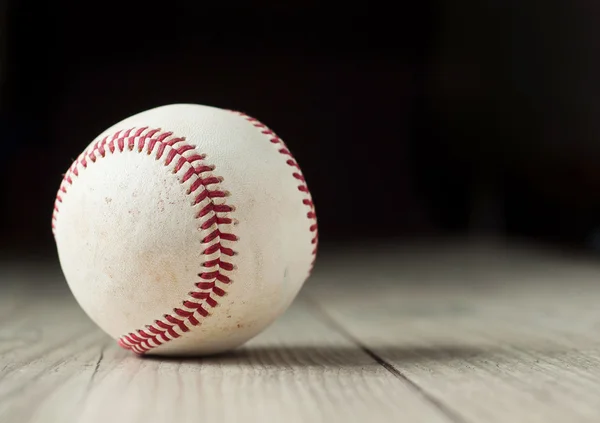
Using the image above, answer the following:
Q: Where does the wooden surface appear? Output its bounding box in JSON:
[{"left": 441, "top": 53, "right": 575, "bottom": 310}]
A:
[{"left": 2, "top": 242, "right": 600, "bottom": 423}]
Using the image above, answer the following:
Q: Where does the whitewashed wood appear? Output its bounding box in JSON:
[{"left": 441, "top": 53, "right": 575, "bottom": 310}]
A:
[
  {"left": 308, "top": 243, "right": 600, "bottom": 423},
  {"left": 0, "top": 263, "right": 451, "bottom": 423},
  {"left": 3, "top": 243, "right": 600, "bottom": 423}
]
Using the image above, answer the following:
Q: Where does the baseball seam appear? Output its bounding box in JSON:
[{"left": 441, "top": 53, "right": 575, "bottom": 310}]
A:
[
  {"left": 52, "top": 126, "right": 237, "bottom": 354},
  {"left": 232, "top": 111, "right": 318, "bottom": 267},
  {"left": 52, "top": 110, "right": 318, "bottom": 355}
]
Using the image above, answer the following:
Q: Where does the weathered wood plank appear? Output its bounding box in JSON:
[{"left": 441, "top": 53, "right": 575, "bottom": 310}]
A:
[
  {"left": 0, "top": 263, "right": 451, "bottom": 423},
  {"left": 307, "top": 245, "right": 600, "bottom": 423}
]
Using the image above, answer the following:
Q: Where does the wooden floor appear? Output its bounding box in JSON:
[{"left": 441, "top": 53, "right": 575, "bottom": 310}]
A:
[{"left": 2, "top": 241, "right": 600, "bottom": 423}]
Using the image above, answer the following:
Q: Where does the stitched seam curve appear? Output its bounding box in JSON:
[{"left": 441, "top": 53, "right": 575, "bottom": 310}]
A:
[
  {"left": 232, "top": 111, "right": 318, "bottom": 269},
  {"left": 51, "top": 126, "right": 237, "bottom": 355},
  {"left": 52, "top": 110, "right": 317, "bottom": 355}
]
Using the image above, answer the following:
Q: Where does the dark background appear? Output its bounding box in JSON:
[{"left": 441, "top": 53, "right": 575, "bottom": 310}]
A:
[{"left": 2, "top": 1, "right": 600, "bottom": 259}]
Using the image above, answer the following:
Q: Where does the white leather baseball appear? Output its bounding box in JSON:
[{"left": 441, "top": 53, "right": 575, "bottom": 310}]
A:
[{"left": 52, "top": 104, "right": 318, "bottom": 356}]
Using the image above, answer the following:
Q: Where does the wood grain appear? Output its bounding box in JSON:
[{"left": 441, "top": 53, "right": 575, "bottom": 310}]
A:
[
  {"left": 1, "top": 243, "right": 600, "bottom": 422},
  {"left": 0, "top": 262, "right": 449, "bottom": 423},
  {"left": 308, "top": 243, "right": 600, "bottom": 423}
]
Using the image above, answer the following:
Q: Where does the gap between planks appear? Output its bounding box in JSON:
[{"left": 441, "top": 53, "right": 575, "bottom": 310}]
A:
[
  {"left": 0, "top": 271, "right": 452, "bottom": 423},
  {"left": 304, "top": 294, "right": 468, "bottom": 423}
]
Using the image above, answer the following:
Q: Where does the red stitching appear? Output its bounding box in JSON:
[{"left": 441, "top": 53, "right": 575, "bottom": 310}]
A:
[
  {"left": 52, "top": 111, "right": 317, "bottom": 355},
  {"left": 230, "top": 111, "right": 318, "bottom": 269},
  {"left": 52, "top": 127, "right": 238, "bottom": 355}
]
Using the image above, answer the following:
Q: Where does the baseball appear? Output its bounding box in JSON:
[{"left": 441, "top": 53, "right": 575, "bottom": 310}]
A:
[{"left": 51, "top": 104, "right": 318, "bottom": 356}]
